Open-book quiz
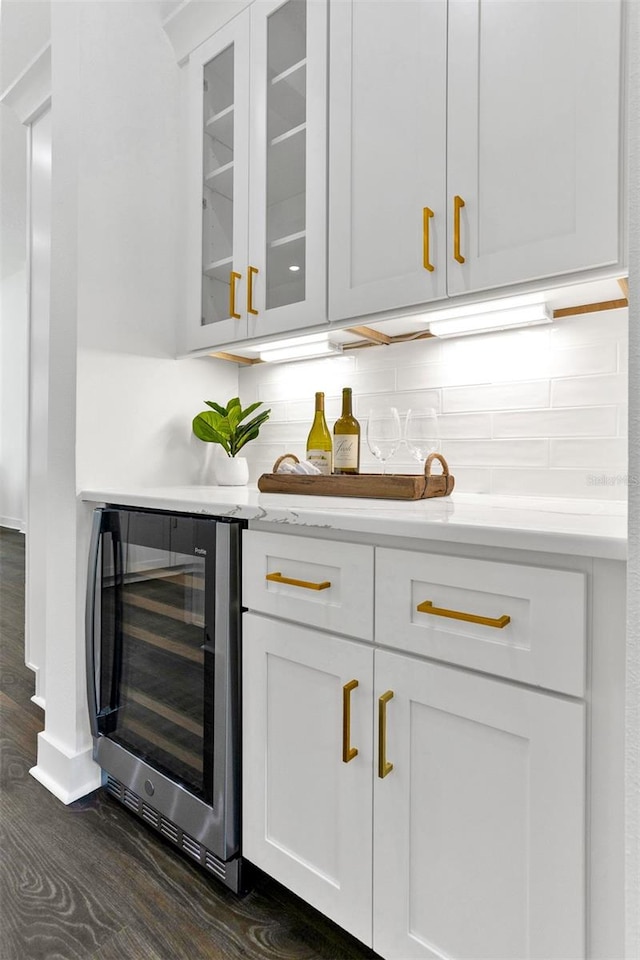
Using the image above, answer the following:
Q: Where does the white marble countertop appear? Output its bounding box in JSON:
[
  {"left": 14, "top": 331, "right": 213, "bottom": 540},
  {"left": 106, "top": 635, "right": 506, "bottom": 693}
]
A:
[{"left": 79, "top": 485, "right": 627, "bottom": 560}]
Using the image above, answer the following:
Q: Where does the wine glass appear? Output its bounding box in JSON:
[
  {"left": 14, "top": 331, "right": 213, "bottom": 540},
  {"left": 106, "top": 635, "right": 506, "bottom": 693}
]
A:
[
  {"left": 404, "top": 407, "right": 439, "bottom": 466},
  {"left": 366, "top": 407, "right": 402, "bottom": 475}
]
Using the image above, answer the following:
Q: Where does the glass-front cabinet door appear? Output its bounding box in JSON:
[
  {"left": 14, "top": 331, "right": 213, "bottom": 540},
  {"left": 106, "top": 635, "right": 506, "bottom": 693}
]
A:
[
  {"left": 184, "top": 0, "right": 327, "bottom": 353},
  {"left": 187, "top": 14, "right": 250, "bottom": 350},
  {"left": 247, "top": 0, "right": 327, "bottom": 341}
]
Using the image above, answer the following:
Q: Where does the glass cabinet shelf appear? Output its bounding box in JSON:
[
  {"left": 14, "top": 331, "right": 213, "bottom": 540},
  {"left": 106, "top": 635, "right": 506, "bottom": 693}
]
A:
[
  {"left": 205, "top": 103, "right": 234, "bottom": 149},
  {"left": 204, "top": 161, "right": 234, "bottom": 197},
  {"left": 267, "top": 125, "right": 305, "bottom": 208},
  {"left": 269, "top": 58, "right": 306, "bottom": 140},
  {"left": 204, "top": 255, "right": 233, "bottom": 280}
]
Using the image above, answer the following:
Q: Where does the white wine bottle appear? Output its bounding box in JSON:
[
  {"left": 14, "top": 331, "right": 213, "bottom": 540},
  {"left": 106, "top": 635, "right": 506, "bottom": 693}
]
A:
[
  {"left": 306, "top": 392, "right": 332, "bottom": 475},
  {"left": 333, "top": 387, "right": 360, "bottom": 475}
]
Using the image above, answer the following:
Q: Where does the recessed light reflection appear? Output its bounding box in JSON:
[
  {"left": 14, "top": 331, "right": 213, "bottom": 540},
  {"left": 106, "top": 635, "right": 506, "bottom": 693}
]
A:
[{"left": 289, "top": 265, "right": 300, "bottom": 272}]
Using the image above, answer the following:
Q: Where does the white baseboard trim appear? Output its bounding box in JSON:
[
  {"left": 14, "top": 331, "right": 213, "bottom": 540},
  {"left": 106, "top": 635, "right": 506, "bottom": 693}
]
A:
[
  {"left": 25, "top": 661, "right": 44, "bottom": 707},
  {"left": 30, "top": 730, "right": 101, "bottom": 805}
]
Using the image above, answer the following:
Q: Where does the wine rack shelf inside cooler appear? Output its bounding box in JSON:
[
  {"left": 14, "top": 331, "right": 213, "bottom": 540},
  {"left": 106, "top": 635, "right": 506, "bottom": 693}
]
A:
[{"left": 105, "top": 564, "right": 207, "bottom": 794}]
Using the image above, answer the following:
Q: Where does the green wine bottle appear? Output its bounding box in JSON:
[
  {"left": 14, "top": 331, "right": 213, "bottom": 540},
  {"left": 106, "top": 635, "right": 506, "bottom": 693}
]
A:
[
  {"left": 333, "top": 387, "right": 360, "bottom": 475},
  {"left": 306, "top": 392, "right": 332, "bottom": 475}
]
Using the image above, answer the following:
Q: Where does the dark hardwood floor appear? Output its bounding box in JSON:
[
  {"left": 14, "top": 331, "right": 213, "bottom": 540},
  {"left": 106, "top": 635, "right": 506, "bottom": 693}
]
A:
[{"left": 0, "top": 528, "right": 378, "bottom": 960}]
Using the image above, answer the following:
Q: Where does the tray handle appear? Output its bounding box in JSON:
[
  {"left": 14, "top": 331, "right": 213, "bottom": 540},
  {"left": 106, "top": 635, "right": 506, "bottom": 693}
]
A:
[
  {"left": 272, "top": 453, "right": 300, "bottom": 473},
  {"left": 424, "top": 452, "right": 450, "bottom": 477}
]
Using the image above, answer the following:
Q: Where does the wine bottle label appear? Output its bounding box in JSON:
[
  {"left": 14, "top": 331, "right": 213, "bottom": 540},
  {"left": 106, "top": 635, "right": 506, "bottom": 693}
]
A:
[
  {"left": 333, "top": 436, "right": 358, "bottom": 469},
  {"left": 306, "top": 450, "right": 332, "bottom": 475}
]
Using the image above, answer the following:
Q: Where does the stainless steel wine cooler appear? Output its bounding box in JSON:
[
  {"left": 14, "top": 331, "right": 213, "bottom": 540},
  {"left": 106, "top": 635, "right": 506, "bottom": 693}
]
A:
[{"left": 86, "top": 506, "right": 246, "bottom": 892}]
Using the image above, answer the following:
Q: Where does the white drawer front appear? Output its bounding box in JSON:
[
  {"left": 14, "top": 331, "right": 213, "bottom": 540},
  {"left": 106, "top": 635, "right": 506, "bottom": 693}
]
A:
[
  {"left": 243, "top": 531, "right": 374, "bottom": 640},
  {"left": 375, "top": 548, "right": 586, "bottom": 696}
]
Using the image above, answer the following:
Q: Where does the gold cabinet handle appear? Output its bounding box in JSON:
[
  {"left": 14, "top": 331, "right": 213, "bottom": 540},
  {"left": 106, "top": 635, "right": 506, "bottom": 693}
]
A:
[
  {"left": 378, "top": 690, "right": 394, "bottom": 779},
  {"left": 423, "top": 207, "right": 435, "bottom": 272},
  {"left": 265, "top": 571, "right": 331, "bottom": 591},
  {"left": 342, "top": 679, "right": 359, "bottom": 763},
  {"left": 417, "top": 599, "right": 510, "bottom": 629},
  {"left": 229, "top": 271, "right": 242, "bottom": 319},
  {"left": 247, "top": 265, "right": 259, "bottom": 316},
  {"left": 453, "top": 195, "right": 465, "bottom": 264}
]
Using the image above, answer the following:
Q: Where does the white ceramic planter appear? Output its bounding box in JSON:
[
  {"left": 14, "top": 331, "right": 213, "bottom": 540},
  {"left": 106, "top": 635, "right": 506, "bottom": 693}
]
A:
[{"left": 215, "top": 456, "right": 249, "bottom": 486}]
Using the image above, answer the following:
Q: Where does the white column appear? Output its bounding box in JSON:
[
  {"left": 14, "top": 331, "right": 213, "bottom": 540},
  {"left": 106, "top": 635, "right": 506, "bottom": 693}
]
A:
[{"left": 625, "top": 0, "right": 640, "bottom": 956}]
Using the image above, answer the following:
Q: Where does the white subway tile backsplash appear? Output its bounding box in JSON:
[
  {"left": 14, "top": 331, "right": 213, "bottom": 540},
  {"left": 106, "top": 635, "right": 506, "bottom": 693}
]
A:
[
  {"left": 549, "top": 342, "right": 618, "bottom": 378},
  {"left": 493, "top": 407, "right": 618, "bottom": 438},
  {"left": 441, "top": 326, "right": 552, "bottom": 382},
  {"left": 551, "top": 373, "right": 627, "bottom": 407},
  {"left": 436, "top": 414, "right": 492, "bottom": 439},
  {"left": 287, "top": 396, "right": 342, "bottom": 423},
  {"left": 549, "top": 438, "right": 627, "bottom": 469},
  {"left": 348, "top": 367, "right": 397, "bottom": 395},
  {"left": 355, "top": 336, "right": 443, "bottom": 370},
  {"left": 384, "top": 390, "right": 442, "bottom": 414},
  {"left": 618, "top": 406, "right": 629, "bottom": 438},
  {"left": 257, "top": 400, "right": 289, "bottom": 422},
  {"left": 441, "top": 439, "right": 548, "bottom": 467},
  {"left": 618, "top": 338, "right": 628, "bottom": 372},
  {"left": 260, "top": 421, "right": 310, "bottom": 444},
  {"left": 401, "top": 361, "right": 491, "bottom": 391},
  {"left": 549, "top": 309, "right": 627, "bottom": 348},
  {"left": 447, "top": 467, "right": 493, "bottom": 494},
  {"left": 238, "top": 306, "right": 628, "bottom": 502},
  {"left": 443, "top": 381, "right": 549, "bottom": 413}
]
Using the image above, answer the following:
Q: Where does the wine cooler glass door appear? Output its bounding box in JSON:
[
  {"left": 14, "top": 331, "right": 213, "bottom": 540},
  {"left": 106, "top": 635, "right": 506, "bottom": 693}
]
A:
[{"left": 93, "top": 511, "right": 232, "bottom": 808}]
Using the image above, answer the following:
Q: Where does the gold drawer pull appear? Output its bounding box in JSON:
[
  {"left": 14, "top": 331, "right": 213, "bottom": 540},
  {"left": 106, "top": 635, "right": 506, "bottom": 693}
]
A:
[
  {"left": 342, "top": 679, "right": 359, "bottom": 763},
  {"left": 417, "top": 599, "right": 510, "bottom": 629},
  {"left": 265, "top": 571, "right": 331, "bottom": 591},
  {"left": 423, "top": 206, "right": 435, "bottom": 272},
  {"left": 378, "top": 690, "right": 394, "bottom": 779}
]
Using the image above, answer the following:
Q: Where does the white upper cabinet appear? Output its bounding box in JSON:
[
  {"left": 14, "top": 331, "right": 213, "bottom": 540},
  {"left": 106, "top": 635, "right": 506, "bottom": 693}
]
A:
[
  {"left": 185, "top": 0, "right": 327, "bottom": 353},
  {"left": 329, "top": 0, "right": 448, "bottom": 320},
  {"left": 447, "top": 0, "right": 622, "bottom": 297},
  {"left": 329, "top": 0, "right": 623, "bottom": 323}
]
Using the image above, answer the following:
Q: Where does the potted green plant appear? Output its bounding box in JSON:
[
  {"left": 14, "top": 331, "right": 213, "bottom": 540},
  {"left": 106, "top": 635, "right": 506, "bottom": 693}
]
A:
[{"left": 192, "top": 396, "right": 271, "bottom": 486}]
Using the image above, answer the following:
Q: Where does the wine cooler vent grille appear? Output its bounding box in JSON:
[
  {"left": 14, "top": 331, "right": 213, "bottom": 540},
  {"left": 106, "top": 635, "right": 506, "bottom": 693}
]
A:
[
  {"left": 123, "top": 788, "right": 139, "bottom": 812},
  {"left": 204, "top": 851, "right": 226, "bottom": 880},
  {"left": 181, "top": 833, "right": 202, "bottom": 861},
  {"left": 142, "top": 804, "right": 159, "bottom": 828},
  {"left": 160, "top": 818, "right": 179, "bottom": 843},
  {"left": 103, "top": 776, "right": 229, "bottom": 885}
]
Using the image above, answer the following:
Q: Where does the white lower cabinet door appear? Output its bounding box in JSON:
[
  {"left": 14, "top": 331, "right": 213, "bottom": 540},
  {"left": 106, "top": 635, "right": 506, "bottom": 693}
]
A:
[
  {"left": 243, "top": 613, "right": 374, "bottom": 946},
  {"left": 373, "top": 650, "right": 586, "bottom": 960}
]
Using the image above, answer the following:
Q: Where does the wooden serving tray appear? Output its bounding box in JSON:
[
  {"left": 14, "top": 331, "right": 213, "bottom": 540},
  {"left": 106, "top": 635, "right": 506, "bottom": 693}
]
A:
[{"left": 258, "top": 452, "right": 455, "bottom": 500}]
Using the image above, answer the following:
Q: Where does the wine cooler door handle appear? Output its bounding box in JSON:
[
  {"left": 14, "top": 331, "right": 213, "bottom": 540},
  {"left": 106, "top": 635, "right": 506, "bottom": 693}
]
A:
[
  {"left": 85, "top": 508, "right": 103, "bottom": 737},
  {"left": 85, "top": 508, "right": 124, "bottom": 738},
  {"left": 109, "top": 529, "right": 124, "bottom": 720}
]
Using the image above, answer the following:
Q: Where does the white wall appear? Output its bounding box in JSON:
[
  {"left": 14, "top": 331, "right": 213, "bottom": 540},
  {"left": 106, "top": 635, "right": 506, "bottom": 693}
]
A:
[
  {"left": 0, "top": 265, "right": 27, "bottom": 528},
  {"left": 0, "top": 100, "right": 28, "bottom": 529},
  {"left": 77, "top": 349, "right": 236, "bottom": 488},
  {"left": 71, "top": 0, "right": 238, "bottom": 488},
  {"left": 239, "top": 308, "right": 628, "bottom": 500}
]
